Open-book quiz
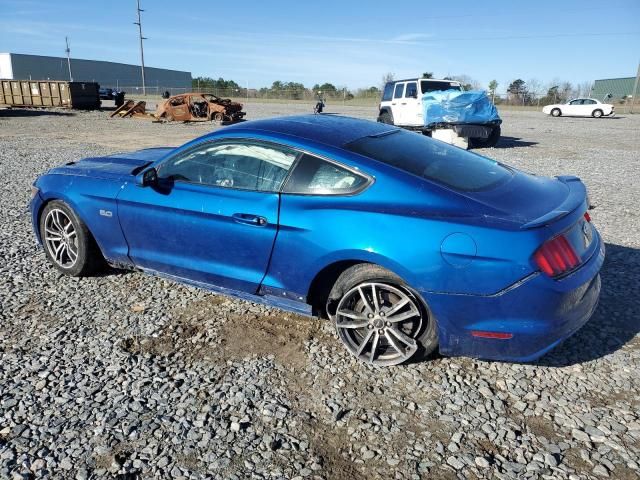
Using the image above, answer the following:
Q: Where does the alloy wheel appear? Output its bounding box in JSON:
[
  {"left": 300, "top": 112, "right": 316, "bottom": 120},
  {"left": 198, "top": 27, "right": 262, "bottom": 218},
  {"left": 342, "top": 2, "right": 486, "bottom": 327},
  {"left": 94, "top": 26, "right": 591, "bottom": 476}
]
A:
[
  {"left": 335, "top": 282, "right": 423, "bottom": 366},
  {"left": 43, "top": 208, "right": 78, "bottom": 268}
]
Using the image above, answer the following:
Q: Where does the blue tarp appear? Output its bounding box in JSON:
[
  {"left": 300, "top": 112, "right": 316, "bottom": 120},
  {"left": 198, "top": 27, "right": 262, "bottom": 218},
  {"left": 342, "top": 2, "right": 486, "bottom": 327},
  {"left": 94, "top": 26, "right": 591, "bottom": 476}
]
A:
[{"left": 422, "top": 89, "right": 500, "bottom": 126}]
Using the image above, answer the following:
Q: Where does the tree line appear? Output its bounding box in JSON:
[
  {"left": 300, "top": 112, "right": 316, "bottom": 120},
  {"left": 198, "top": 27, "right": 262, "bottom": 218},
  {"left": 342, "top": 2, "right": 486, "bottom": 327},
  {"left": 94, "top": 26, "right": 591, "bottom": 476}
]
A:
[
  {"left": 192, "top": 75, "right": 597, "bottom": 105},
  {"left": 192, "top": 77, "right": 381, "bottom": 100}
]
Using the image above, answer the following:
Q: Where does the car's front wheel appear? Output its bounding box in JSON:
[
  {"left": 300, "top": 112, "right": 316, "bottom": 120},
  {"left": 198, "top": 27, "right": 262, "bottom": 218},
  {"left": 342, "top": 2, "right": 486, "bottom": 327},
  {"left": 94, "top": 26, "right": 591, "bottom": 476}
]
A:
[
  {"left": 377, "top": 111, "right": 394, "bottom": 125},
  {"left": 39, "top": 200, "right": 103, "bottom": 277},
  {"left": 328, "top": 264, "right": 438, "bottom": 366},
  {"left": 551, "top": 108, "right": 561, "bottom": 117}
]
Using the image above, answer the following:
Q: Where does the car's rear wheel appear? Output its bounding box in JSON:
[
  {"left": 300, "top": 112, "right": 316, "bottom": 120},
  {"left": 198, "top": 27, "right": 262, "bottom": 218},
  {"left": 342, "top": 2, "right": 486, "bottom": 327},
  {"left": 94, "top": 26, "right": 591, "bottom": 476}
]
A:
[
  {"left": 212, "top": 112, "right": 224, "bottom": 123},
  {"left": 328, "top": 264, "right": 437, "bottom": 366},
  {"left": 39, "top": 200, "right": 103, "bottom": 277},
  {"left": 592, "top": 109, "right": 603, "bottom": 118},
  {"left": 551, "top": 108, "right": 561, "bottom": 117},
  {"left": 377, "top": 111, "right": 394, "bottom": 125}
]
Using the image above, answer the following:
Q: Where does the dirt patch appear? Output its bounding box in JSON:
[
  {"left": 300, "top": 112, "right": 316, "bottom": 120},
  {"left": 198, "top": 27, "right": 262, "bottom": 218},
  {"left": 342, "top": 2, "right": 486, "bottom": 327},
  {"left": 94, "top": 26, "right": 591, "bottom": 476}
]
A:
[
  {"left": 524, "top": 416, "right": 562, "bottom": 441},
  {"left": 219, "top": 312, "right": 324, "bottom": 369}
]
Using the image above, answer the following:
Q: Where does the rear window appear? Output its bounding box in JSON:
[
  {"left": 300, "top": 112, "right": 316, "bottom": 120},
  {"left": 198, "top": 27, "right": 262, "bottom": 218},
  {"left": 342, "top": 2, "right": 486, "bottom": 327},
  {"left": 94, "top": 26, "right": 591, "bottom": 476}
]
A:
[
  {"left": 382, "top": 83, "right": 394, "bottom": 101},
  {"left": 421, "top": 80, "right": 461, "bottom": 93},
  {"left": 345, "top": 130, "right": 512, "bottom": 192}
]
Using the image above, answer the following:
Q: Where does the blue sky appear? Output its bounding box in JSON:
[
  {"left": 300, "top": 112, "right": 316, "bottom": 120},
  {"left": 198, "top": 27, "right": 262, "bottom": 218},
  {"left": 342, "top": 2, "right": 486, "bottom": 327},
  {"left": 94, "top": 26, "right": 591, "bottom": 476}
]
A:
[{"left": 0, "top": 0, "right": 638, "bottom": 92}]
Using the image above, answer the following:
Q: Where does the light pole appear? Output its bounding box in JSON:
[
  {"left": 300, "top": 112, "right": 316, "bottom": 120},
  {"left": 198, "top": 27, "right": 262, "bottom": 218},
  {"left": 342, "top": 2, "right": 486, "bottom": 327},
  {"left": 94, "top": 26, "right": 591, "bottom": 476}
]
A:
[{"left": 134, "top": 0, "right": 147, "bottom": 95}]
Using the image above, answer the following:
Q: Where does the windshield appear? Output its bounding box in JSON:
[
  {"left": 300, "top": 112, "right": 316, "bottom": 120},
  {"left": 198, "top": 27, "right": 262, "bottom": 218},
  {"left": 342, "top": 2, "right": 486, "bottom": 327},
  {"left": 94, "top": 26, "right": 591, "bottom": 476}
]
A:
[{"left": 345, "top": 130, "right": 512, "bottom": 192}]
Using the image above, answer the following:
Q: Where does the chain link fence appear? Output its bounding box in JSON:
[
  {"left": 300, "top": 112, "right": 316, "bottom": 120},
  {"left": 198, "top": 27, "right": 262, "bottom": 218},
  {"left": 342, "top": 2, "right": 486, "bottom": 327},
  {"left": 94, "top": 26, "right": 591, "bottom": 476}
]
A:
[{"left": 98, "top": 84, "right": 637, "bottom": 112}]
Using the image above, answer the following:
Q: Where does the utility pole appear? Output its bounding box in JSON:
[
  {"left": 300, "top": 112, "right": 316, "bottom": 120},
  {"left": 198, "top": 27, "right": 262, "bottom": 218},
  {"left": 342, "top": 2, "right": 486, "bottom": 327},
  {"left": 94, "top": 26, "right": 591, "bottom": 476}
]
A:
[
  {"left": 65, "top": 36, "right": 73, "bottom": 82},
  {"left": 631, "top": 60, "right": 640, "bottom": 114},
  {"left": 134, "top": 0, "right": 147, "bottom": 95}
]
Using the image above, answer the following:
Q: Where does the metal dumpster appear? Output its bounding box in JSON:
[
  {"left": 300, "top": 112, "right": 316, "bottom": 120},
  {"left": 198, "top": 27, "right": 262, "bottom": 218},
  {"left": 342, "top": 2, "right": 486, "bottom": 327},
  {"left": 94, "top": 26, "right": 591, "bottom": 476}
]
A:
[{"left": 0, "top": 80, "right": 100, "bottom": 109}]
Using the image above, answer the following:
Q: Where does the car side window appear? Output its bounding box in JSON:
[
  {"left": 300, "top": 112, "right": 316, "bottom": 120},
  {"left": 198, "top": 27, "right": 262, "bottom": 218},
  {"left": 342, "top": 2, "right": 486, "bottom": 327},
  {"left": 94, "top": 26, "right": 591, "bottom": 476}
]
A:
[
  {"left": 583, "top": 99, "right": 596, "bottom": 105},
  {"left": 157, "top": 141, "right": 298, "bottom": 192},
  {"left": 393, "top": 83, "right": 405, "bottom": 99},
  {"left": 569, "top": 99, "right": 583, "bottom": 105},
  {"left": 405, "top": 82, "right": 418, "bottom": 98},
  {"left": 283, "top": 153, "right": 369, "bottom": 195}
]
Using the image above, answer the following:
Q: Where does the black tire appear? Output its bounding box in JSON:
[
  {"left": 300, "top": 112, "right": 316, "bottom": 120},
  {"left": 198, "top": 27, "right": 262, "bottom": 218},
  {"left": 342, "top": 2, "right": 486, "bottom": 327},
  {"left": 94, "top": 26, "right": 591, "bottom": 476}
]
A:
[
  {"left": 592, "top": 109, "right": 603, "bottom": 118},
  {"left": 326, "top": 263, "right": 438, "bottom": 365},
  {"left": 471, "top": 125, "right": 501, "bottom": 148},
  {"left": 377, "top": 111, "right": 394, "bottom": 125},
  {"left": 39, "top": 200, "right": 104, "bottom": 277},
  {"left": 551, "top": 108, "right": 561, "bottom": 117}
]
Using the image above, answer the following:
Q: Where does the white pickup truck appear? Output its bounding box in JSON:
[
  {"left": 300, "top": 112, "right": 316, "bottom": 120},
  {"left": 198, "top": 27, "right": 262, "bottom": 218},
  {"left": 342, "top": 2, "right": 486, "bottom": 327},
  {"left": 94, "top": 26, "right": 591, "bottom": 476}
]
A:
[{"left": 377, "top": 78, "right": 501, "bottom": 149}]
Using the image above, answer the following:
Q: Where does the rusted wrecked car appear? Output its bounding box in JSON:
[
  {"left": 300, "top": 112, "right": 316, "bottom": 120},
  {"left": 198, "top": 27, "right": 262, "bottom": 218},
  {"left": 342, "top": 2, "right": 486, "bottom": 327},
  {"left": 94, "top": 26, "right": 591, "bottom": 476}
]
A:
[{"left": 156, "top": 93, "right": 245, "bottom": 123}]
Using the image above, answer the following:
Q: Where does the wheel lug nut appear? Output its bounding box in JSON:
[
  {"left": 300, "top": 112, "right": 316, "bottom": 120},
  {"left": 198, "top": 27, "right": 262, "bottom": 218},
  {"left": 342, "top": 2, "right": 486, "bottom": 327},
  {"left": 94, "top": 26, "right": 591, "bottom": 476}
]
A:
[
  {"left": 368, "top": 313, "right": 374, "bottom": 319},
  {"left": 386, "top": 322, "right": 391, "bottom": 327},
  {"left": 368, "top": 324, "right": 373, "bottom": 329},
  {"left": 378, "top": 329, "right": 384, "bottom": 335},
  {"left": 380, "top": 311, "right": 385, "bottom": 317}
]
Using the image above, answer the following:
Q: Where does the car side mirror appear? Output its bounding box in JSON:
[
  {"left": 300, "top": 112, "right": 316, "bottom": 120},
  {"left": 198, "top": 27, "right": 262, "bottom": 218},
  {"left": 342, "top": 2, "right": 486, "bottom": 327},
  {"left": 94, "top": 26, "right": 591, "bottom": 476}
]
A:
[{"left": 137, "top": 167, "right": 158, "bottom": 187}]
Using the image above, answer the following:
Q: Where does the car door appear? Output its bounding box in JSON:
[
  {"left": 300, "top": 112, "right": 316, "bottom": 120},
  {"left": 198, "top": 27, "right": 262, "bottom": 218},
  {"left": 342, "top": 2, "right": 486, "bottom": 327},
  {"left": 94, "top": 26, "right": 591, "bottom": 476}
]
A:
[
  {"left": 565, "top": 99, "right": 584, "bottom": 116},
  {"left": 582, "top": 99, "right": 598, "bottom": 115},
  {"left": 390, "top": 82, "right": 405, "bottom": 125},
  {"left": 116, "top": 139, "right": 299, "bottom": 293},
  {"left": 168, "top": 95, "right": 192, "bottom": 121},
  {"left": 401, "top": 81, "right": 422, "bottom": 126}
]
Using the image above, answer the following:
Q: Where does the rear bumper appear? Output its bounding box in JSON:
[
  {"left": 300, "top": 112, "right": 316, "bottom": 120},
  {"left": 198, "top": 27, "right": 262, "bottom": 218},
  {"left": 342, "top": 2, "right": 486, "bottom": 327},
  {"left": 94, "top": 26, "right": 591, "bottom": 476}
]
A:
[{"left": 424, "top": 233, "right": 605, "bottom": 362}]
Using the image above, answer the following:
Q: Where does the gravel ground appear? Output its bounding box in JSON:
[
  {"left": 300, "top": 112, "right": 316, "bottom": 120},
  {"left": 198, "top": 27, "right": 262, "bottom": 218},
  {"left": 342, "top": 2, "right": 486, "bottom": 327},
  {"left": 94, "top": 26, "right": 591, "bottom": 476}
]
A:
[{"left": 1, "top": 104, "right": 639, "bottom": 480}]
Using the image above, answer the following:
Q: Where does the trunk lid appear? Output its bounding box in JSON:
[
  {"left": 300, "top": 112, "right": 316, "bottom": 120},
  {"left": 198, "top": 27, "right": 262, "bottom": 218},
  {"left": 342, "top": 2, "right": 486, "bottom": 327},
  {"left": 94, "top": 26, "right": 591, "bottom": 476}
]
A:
[{"left": 467, "top": 171, "right": 587, "bottom": 230}]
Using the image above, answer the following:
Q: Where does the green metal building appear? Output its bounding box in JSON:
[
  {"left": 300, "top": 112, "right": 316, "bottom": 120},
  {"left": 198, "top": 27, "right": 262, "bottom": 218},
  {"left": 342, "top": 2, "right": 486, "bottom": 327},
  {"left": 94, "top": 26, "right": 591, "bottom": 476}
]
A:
[{"left": 591, "top": 77, "right": 637, "bottom": 102}]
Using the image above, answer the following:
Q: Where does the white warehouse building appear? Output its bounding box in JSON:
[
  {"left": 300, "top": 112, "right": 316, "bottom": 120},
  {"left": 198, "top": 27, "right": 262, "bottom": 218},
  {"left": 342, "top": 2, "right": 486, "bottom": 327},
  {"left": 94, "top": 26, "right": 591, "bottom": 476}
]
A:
[{"left": 0, "top": 52, "right": 192, "bottom": 92}]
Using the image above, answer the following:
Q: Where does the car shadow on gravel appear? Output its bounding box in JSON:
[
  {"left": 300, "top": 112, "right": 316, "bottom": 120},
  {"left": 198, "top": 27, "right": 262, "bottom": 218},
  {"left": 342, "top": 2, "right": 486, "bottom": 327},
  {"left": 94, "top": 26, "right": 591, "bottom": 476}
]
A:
[
  {"left": 536, "top": 242, "right": 640, "bottom": 367},
  {"left": 0, "top": 109, "right": 76, "bottom": 117},
  {"left": 493, "top": 136, "right": 538, "bottom": 148}
]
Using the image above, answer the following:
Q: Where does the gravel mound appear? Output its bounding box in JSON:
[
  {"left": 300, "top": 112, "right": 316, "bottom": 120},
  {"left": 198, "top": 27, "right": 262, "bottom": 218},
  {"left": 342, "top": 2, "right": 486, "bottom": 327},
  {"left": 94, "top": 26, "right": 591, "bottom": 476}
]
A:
[{"left": 1, "top": 106, "right": 639, "bottom": 479}]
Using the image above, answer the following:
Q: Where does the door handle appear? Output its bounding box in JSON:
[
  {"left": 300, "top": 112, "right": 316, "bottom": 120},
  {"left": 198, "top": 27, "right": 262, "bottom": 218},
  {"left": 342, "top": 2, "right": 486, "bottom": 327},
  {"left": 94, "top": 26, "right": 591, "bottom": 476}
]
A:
[
  {"left": 232, "top": 213, "right": 268, "bottom": 226},
  {"left": 401, "top": 102, "right": 407, "bottom": 105}
]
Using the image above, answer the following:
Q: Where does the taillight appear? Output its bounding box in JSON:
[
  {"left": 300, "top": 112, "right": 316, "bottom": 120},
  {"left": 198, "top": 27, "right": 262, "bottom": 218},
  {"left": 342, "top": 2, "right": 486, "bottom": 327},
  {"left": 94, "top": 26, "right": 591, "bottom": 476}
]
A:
[
  {"left": 584, "top": 211, "right": 591, "bottom": 222},
  {"left": 533, "top": 234, "right": 580, "bottom": 277}
]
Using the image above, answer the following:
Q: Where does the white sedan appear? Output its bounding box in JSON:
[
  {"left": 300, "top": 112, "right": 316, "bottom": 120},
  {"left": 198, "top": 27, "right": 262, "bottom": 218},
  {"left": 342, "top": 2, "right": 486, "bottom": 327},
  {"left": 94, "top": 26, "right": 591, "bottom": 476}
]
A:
[{"left": 542, "top": 98, "right": 614, "bottom": 118}]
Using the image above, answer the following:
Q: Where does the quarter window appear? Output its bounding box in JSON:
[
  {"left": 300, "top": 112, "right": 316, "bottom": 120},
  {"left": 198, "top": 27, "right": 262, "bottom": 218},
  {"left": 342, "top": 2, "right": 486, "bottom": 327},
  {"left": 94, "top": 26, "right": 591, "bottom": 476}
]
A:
[
  {"left": 393, "top": 83, "right": 405, "bottom": 99},
  {"left": 158, "top": 141, "right": 298, "bottom": 192},
  {"left": 283, "top": 154, "right": 369, "bottom": 195}
]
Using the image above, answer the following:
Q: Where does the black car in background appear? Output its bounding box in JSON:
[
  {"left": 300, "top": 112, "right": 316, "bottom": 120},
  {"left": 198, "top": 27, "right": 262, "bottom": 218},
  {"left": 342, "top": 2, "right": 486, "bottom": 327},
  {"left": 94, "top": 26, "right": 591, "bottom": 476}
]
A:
[{"left": 98, "top": 87, "right": 125, "bottom": 107}]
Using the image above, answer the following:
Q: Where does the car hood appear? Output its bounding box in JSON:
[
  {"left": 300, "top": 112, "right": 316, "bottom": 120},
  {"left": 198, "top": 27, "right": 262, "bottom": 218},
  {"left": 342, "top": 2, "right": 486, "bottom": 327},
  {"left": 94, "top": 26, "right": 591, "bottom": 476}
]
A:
[
  {"left": 463, "top": 171, "right": 586, "bottom": 229},
  {"left": 48, "top": 147, "right": 174, "bottom": 180}
]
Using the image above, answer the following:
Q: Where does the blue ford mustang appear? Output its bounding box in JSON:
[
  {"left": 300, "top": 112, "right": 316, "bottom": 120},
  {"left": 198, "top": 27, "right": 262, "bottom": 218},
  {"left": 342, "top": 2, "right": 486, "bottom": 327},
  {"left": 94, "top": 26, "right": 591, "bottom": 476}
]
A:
[{"left": 30, "top": 115, "right": 604, "bottom": 366}]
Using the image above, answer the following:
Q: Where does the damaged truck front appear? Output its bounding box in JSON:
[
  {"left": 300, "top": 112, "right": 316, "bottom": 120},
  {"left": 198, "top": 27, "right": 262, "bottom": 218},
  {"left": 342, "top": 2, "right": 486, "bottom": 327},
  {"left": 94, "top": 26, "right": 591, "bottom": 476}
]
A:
[{"left": 377, "top": 78, "right": 501, "bottom": 149}]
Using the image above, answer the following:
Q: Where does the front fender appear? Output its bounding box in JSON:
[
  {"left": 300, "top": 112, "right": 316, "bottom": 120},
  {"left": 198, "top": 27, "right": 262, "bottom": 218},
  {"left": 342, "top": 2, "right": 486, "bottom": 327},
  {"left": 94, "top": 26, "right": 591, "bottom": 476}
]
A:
[{"left": 33, "top": 174, "right": 131, "bottom": 264}]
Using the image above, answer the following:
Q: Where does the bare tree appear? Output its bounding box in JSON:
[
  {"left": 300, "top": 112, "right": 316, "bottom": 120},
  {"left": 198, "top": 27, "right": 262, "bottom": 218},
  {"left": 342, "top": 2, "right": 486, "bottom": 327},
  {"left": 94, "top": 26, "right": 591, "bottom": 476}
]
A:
[
  {"left": 576, "top": 81, "right": 594, "bottom": 98},
  {"left": 381, "top": 72, "right": 395, "bottom": 89},
  {"left": 560, "top": 81, "right": 575, "bottom": 102},
  {"left": 527, "top": 78, "right": 542, "bottom": 104}
]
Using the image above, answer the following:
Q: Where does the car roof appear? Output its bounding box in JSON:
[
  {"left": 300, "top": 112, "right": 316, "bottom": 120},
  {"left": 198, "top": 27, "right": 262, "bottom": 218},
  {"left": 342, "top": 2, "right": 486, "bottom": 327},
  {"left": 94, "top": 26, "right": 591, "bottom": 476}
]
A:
[
  {"left": 220, "top": 115, "right": 398, "bottom": 148},
  {"left": 387, "top": 78, "right": 462, "bottom": 84}
]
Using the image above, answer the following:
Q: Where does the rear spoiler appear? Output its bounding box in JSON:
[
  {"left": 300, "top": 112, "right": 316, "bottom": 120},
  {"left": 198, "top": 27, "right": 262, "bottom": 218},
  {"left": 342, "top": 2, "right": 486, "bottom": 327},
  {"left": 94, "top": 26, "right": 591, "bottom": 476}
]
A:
[{"left": 520, "top": 176, "right": 587, "bottom": 229}]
